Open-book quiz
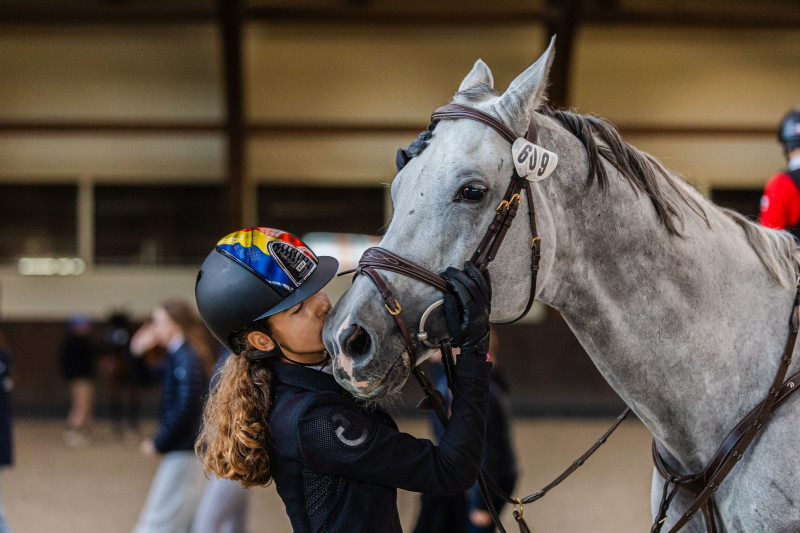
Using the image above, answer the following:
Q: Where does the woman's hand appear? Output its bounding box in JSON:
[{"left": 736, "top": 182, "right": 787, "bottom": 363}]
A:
[
  {"left": 139, "top": 438, "right": 157, "bottom": 457},
  {"left": 470, "top": 509, "right": 493, "bottom": 528},
  {"left": 441, "top": 262, "right": 491, "bottom": 354},
  {"left": 130, "top": 322, "right": 159, "bottom": 357}
]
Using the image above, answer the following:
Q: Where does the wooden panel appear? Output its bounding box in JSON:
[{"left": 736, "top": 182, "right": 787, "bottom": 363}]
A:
[
  {"left": 491, "top": 309, "right": 625, "bottom": 415},
  {"left": 247, "top": 132, "right": 409, "bottom": 184},
  {"left": 245, "top": 24, "right": 546, "bottom": 123},
  {"left": 0, "top": 134, "right": 224, "bottom": 181},
  {"left": 572, "top": 26, "right": 800, "bottom": 127},
  {"left": 0, "top": 25, "right": 222, "bottom": 121}
]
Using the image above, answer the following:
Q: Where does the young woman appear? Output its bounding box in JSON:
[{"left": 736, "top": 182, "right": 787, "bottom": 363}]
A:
[
  {"left": 194, "top": 227, "right": 493, "bottom": 533},
  {"left": 130, "top": 299, "right": 216, "bottom": 533}
]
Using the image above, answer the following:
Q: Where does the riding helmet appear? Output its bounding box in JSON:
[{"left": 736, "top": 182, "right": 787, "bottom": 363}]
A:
[
  {"left": 778, "top": 107, "right": 800, "bottom": 153},
  {"left": 195, "top": 227, "right": 338, "bottom": 351}
]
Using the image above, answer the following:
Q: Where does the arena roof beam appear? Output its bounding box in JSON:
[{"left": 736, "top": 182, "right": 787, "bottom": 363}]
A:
[
  {"left": 219, "top": 0, "right": 246, "bottom": 230},
  {"left": 0, "top": 5, "right": 797, "bottom": 30}
]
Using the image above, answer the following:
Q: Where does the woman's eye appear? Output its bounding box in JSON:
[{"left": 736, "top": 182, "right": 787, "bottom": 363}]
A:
[{"left": 457, "top": 184, "right": 487, "bottom": 202}]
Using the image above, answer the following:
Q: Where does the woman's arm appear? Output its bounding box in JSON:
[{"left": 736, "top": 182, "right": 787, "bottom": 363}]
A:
[
  {"left": 299, "top": 262, "right": 492, "bottom": 494},
  {"left": 297, "top": 353, "right": 491, "bottom": 495}
]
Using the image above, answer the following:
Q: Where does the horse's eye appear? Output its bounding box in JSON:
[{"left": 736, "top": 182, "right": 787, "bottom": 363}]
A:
[{"left": 457, "top": 184, "right": 487, "bottom": 202}]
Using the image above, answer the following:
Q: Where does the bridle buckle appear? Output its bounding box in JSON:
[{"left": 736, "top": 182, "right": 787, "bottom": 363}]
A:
[{"left": 384, "top": 299, "right": 402, "bottom": 316}]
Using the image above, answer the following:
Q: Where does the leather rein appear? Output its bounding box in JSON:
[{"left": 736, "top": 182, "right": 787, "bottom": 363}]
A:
[
  {"left": 650, "top": 285, "right": 800, "bottom": 533},
  {"left": 342, "top": 103, "right": 630, "bottom": 533}
]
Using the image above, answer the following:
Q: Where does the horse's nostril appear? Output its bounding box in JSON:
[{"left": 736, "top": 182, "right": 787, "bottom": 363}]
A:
[{"left": 344, "top": 324, "right": 372, "bottom": 358}]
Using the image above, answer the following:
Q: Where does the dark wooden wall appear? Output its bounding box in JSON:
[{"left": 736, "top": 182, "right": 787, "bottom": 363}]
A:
[
  {"left": 1, "top": 320, "right": 161, "bottom": 417},
  {"left": 2, "top": 309, "right": 624, "bottom": 418}
]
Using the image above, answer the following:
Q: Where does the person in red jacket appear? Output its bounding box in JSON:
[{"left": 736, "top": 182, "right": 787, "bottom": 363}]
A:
[{"left": 760, "top": 108, "right": 800, "bottom": 237}]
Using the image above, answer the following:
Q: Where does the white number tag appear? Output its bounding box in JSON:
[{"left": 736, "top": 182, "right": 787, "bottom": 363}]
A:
[{"left": 511, "top": 138, "right": 558, "bottom": 182}]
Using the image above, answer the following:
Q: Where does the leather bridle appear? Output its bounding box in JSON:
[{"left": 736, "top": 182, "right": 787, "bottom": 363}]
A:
[
  {"left": 349, "top": 103, "right": 543, "bottom": 370},
  {"left": 343, "top": 103, "right": 629, "bottom": 533},
  {"left": 341, "top": 102, "right": 800, "bottom": 533}
]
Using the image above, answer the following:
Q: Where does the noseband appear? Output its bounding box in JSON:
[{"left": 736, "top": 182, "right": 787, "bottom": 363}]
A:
[{"left": 349, "top": 103, "right": 543, "bottom": 370}]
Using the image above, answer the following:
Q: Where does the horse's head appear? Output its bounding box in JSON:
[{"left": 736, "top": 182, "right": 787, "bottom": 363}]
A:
[{"left": 324, "top": 39, "right": 560, "bottom": 400}]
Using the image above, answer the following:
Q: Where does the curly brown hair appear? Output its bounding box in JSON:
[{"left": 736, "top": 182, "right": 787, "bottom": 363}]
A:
[{"left": 195, "top": 326, "right": 276, "bottom": 487}]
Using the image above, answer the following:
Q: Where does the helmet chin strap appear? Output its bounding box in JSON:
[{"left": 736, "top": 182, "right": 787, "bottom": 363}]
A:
[
  {"left": 251, "top": 320, "right": 330, "bottom": 367},
  {"left": 280, "top": 350, "right": 330, "bottom": 367}
]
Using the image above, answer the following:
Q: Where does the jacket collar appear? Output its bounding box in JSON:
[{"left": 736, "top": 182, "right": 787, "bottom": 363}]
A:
[{"left": 273, "top": 361, "right": 342, "bottom": 394}]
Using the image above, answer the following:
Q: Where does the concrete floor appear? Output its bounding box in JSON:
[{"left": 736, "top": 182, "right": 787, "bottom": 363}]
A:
[{"left": 2, "top": 416, "right": 655, "bottom": 532}]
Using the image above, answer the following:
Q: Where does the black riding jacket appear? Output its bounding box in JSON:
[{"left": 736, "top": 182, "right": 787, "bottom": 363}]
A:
[{"left": 269, "top": 355, "right": 491, "bottom": 533}]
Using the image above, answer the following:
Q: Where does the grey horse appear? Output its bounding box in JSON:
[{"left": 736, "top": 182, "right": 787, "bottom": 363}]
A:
[{"left": 322, "top": 39, "right": 800, "bottom": 532}]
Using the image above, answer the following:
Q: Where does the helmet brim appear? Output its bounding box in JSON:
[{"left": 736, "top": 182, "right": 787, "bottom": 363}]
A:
[{"left": 253, "top": 255, "right": 339, "bottom": 321}]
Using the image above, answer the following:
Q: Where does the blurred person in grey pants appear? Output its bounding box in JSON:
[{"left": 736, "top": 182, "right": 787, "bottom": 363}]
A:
[{"left": 191, "top": 351, "right": 250, "bottom": 533}]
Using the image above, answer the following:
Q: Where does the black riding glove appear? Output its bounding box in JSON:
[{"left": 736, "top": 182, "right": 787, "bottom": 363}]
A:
[{"left": 441, "top": 262, "right": 492, "bottom": 357}]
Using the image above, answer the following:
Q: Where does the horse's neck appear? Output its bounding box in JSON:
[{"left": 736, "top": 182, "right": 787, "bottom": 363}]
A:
[{"left": 539, "top": 161, "right": 795, "bottom": 470}]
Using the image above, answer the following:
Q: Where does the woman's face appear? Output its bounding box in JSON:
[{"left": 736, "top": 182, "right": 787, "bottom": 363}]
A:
[{"left": 268, "top": 291, "right": 331, "bottom": 359}]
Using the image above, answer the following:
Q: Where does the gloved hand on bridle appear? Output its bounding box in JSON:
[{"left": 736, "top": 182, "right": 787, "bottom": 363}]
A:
[{"left": 441, "top": 262, "right": 492, "bottom": 357}]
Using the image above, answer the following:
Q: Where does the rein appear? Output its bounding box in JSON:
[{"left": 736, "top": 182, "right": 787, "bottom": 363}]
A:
[
  {"left": 650, "top": 284, "right": 800, "bottom": 533},
  {"left": 343, "top": 103, "right": 629, "bottom": 532}
]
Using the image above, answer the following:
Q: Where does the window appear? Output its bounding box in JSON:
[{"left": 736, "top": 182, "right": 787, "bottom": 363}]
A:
[
  {"left": 257, "top": 185, "right": 385, "bottom": 237},
  {"left": 0, "top": 184, "right": 77, "bottom": 264},
  {"left": 94, "top": 185, "right": 225, "bottom": 265}
]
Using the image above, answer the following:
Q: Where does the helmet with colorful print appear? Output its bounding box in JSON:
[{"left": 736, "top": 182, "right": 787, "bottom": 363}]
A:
[
  {"left": 195, "top": 227, "right": 338, "bottom": 351},
  {"left": 778, "top": 107, "right": 800, "bottom": 153}
]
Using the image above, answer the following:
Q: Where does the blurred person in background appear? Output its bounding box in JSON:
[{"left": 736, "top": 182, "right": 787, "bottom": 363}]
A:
[
  {"left": 59, "top": 315, "right": 97, "bottom": 447},
  {"left": 760, "top": 107, "right": 800, "bottom": 236},
  {"left": 0, "top": 330, "right": 13, "bottom": 533},
  {"left": 465, "top": 333, "right": 517, "bottom": 533},
  {"left": 130, "top": 299, "right": 215, "bottom": 533},
  {"left": 100, "top": 311, "right": 145, "bottom": 442},
  {"left": 412, "top": 348, "right": 469, "bottom": 533},
  {"left": 412, "top": 329, "right": 517, "bottom": 533}
]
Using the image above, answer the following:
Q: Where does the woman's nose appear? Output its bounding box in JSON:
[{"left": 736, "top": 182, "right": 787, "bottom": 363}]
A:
[{"left": 314, "top": 292, "right": 331, "bottom": 317}]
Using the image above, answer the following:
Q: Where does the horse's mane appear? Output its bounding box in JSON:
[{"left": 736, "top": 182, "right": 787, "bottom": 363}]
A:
[
  {"left": 398, "top": 87, "right": 800, "bottom": 287},
  {"left": 538, "top": 106, "right": 800, "bottom": 288},
  {"left": 539, "top": 106, "right": 708, "bottom": 236}
]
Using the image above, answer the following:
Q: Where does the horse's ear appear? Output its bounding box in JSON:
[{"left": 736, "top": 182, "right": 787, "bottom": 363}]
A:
[
  {"left": 495, "top": 36, "right": 556, "bottom": 135},
  {"left": 458, "top": 59, "right": 494, "bottom": 92}
]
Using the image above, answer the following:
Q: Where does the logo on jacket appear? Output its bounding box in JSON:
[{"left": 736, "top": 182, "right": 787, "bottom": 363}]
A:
[{"left": 331, "top": 412, "right": 369, "bottom": 447}]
